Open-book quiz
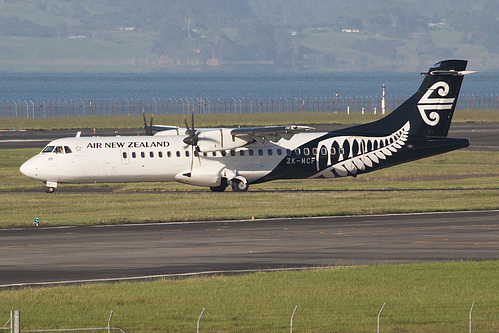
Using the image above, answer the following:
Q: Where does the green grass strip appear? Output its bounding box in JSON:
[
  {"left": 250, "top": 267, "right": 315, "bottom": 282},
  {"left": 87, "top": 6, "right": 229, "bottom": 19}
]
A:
[
  {"left": 1, "top": 261, "right": 498, "bottom": 332},
  {"left": 2, "top": 109, "right": 499, "bottom": 130}
]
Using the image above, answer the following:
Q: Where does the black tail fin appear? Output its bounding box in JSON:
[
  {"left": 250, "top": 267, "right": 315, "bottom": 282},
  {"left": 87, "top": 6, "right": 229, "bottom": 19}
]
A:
[{"left": 339, "top": 60, "right": 468, "bottom": 138}]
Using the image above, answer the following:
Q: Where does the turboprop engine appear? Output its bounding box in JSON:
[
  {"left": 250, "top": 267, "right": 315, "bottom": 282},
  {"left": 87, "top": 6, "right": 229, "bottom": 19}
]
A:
[{"left": 175, "top": 166, "right": 248, "bottom": 192}]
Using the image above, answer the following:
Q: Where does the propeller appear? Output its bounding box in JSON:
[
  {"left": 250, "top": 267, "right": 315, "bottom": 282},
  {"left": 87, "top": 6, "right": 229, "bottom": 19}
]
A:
[
  {"left": 143, "top": 110, "right": 154, "bottom": 136},
  {"left": 183, "top": 113, "right": 199, "bottom": 146},
  {"left": 183, "top": 113, "right": 202, "bottom": 173}
]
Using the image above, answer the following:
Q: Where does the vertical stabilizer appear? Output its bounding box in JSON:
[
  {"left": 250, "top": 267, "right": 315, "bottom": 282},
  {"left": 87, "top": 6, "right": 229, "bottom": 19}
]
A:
[{"left": 339, "top": 60, "right": 469, "bottom": 138}]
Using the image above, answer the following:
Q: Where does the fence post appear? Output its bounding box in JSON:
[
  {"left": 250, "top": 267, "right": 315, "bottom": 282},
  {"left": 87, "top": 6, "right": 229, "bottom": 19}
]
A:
[
  {"left": 377, "top": 303, "right": 386, "bottom": 333},
  {"left": 13, "top": 311, "right": 20, "bottom": 333},
  {"left": 290, "top": 305, "right": 298, "bottom": 333},
  {"left": 469, "top": 301, "right": 475, "bottom": 333},
  {"left": 197, "top": 308, "right": 205, "bottom": 333}
]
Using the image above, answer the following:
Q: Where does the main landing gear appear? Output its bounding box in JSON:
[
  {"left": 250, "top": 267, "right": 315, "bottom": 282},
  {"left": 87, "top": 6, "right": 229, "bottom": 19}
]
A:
[
  {"left": 230, "top": 178, "right": 249, "bottom": 192},
  {"left": 210, "top": 179, "right": 228, "bottom": 192},
  {"left": 209, "top": 178, "right": 249, "bottom": 192}
]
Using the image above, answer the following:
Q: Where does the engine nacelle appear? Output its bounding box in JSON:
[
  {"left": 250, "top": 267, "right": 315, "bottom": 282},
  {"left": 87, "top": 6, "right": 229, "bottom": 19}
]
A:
[
  {"left": 197, "top": 129, "right": 248, "bottom": 152},
  {"left": 175, "top": 166, "right": 223, "bottom": 187}
]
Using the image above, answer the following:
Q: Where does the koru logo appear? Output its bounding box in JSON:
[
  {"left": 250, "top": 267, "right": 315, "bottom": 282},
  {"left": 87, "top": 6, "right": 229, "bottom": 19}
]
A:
[{"left": 417, "top": 81, "right": 455, "bottom": 126}]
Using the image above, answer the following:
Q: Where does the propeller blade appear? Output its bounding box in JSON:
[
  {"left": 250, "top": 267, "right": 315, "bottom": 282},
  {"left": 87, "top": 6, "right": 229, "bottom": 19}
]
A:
[
  {"left": 142, "top": 110, "right": 148, "bottom": 127},
  {"left": 143, "top": 110, "right": 153, "bottom": 136},
  {"left": 190, "top": 145, "right": 194, "bottom": 173},
  {"left": 183, "top": 115, "right": 191, "bottom": 135},
  {"left": 196, "top": 146, "right": 201, "bottom": 167},
  {"left": 191, "top": 112, "right": 195, "bottom": 135},
  {"left": 182, "top": 112, "right": 199, "bottom": 145}
]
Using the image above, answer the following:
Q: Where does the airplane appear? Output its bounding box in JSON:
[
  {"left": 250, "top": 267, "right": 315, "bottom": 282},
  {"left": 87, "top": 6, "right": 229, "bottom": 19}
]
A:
[{"left": 21, "top": 59, "right": 474, "bottom": 193}]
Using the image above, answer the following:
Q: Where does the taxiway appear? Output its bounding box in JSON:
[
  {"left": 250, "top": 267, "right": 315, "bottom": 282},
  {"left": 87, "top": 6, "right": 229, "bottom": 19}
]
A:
[{"left": 1, "top": 210, "right": 498, "bottom": 288}]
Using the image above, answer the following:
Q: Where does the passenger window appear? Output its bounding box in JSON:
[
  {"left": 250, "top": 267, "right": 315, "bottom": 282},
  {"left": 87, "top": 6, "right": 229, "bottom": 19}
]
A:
[
  {"left": 286, "top": 149, "right": 292, "bottom": 156},
  {"left": 239, "top": 150, "right": 245, "bottom": 156},
  {"left": 194, "top": 151, "right": 199, "bottom": 157},
  {"left": 230, "top": 150, "right": 236, "bottom": 156},
  {"left": 203, "top": 152, "right": 208, "bottom": 157},
  {"left": 267, "top": 149, "right": 273, "bottom": 156},
  {"left": 185, "top": 151, "right": 189, "bottom": 157},
  {"left": 277, "top": 149, "right": 282, "bottom": 156},
  {"left": 64, "top": 146, "right": 72, "bottom": 154},
  {"left": 158, "top": 151, "right": 163, "bottom": 158},
  {"left": 258, "top": 149, "right": 263, "bottom": 156},
  {"left": 167, "top": 151, "right": 172, "bottom": 157},
  {"left": 176, "top": 151, "right": 181, "bottom": 157},
  {"left": 150, "top": 152, "right": 154, "bottom": 158},
  {"left": 212, "top": 151, "right": 217, "bottom": 157},
  {"left": 303, "top": 148, "right": 310, "bottom": 156},
  {"left": 141, "top": 152, "right": 145, "bottom": 158},
  {"left": 132, "top": 152, "right": 136, "bottom": 158},
  {"left": 248, "top": 149, "right": 254, "bottom": 156},
  {"left": 221, "top": 150, "right": 227, "bottom": 157},
  {"left": 123, "top": 152, "right": 127, "bottom": 159},
  {"left": 294, "top": 148, "right": 301, "bottom": 155}
]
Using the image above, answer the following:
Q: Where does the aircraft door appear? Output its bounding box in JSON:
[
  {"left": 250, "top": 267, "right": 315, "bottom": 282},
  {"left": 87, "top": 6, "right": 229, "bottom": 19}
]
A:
[{"left": 121, "top": 149, "right": 130, "bottom": 164}]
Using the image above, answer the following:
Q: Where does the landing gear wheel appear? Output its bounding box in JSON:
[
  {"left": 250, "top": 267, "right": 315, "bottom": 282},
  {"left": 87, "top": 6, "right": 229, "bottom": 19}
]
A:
[
  {"left": 210, "top": 179, "right": 228, "bottom": 192},
  {"left": 231, "top": 179, "right": 249, "bottom": 192},
  {"left": 44, "top": 187, "right": 55, "bottom": 193}
]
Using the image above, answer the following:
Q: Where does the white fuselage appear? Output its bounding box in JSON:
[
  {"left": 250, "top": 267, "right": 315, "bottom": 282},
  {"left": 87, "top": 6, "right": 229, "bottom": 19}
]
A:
[{"left": 20, "top": 130, "right": 327, "bottom": 188}]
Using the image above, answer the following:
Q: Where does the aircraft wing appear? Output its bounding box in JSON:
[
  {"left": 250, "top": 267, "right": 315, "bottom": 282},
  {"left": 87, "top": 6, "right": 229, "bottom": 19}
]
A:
[
  {"left": 230, "top": 125, "right": 314, "bottom": 145},
  {"left": 151, "top": 125, "right": 181, "bottom": 132}
]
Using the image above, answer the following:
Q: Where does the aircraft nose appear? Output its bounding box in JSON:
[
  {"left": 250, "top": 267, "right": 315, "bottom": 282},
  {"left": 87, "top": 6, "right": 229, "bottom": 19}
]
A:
[{"left": 20, "top": 159, "right": 38, "bottom": 178}]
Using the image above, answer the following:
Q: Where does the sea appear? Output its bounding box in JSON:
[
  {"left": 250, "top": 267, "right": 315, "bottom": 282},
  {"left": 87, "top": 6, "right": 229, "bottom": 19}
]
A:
[{"left": 0, "top": 71, "right": 498, "bottom": 101}]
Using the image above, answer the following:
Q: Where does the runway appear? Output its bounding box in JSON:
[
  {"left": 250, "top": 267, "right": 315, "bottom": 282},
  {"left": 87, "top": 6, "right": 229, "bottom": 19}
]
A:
[{"left": 1, "top": 210, "right": 499, "bottom": 288}]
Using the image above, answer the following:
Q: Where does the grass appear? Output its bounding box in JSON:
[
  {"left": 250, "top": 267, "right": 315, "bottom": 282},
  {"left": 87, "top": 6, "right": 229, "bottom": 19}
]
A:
[
  {"left": 2, "top": 189, "right": 498, "bottom": 227},
  {"left": 2, "top": 109, "right": 499, "bottom": 131},
  {"left": 2, "top": 112, "right": 380, "bottom": 130},
  {"left": 1, "top": 261, "right": 498, "bottom": 332},
  {"left": 2, "top": 149, "right": 499, "bottom": 227}
]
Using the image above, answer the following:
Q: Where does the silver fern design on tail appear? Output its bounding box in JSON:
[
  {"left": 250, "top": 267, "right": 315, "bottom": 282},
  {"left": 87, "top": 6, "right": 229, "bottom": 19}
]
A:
[{"left": 312, "top": 121, "right": 410, "bottom": 178}]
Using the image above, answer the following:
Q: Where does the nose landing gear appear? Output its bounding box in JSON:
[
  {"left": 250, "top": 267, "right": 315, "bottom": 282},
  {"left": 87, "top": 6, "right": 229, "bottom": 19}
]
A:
[
  {"left": 43, "top": 181, "right": 57, "bottom": 193},
  {"left": 44, "top": 186, "right": 55, "bottom": 193}
]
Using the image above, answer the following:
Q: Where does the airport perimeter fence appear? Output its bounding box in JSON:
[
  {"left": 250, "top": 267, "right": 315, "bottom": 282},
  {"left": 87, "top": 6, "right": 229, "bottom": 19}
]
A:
[
  {"left": 3, "top": 302, "right": 487, "bottom": 333},
  {"left": 1, "top": 94, "right": 498, "bottom": 119}
]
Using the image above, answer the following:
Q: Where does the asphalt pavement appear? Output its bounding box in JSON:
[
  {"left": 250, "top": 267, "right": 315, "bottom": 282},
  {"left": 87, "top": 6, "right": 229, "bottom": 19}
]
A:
[{"left": 1, "top": 210, "right": 499, "bottom": 288}]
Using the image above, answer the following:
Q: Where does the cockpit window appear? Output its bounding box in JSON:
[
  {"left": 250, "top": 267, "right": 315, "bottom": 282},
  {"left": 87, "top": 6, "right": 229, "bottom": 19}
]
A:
[
  {"left": 42, "top": 145, "right": 72, "bottom": 154},
  {"left": 42, "top": 146, "right": 55, "bottom": 153}
]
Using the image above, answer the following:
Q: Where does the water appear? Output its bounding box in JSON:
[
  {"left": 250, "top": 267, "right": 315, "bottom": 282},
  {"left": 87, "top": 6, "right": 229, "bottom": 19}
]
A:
[{"left": 0, "top": 71, "right": 497, "bottom": 101}]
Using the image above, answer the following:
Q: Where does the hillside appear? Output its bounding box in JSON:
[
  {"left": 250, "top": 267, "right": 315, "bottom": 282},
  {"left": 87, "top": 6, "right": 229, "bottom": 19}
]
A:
[{"left": 0, "top": 0, "right": 498, "bottom": 72}]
